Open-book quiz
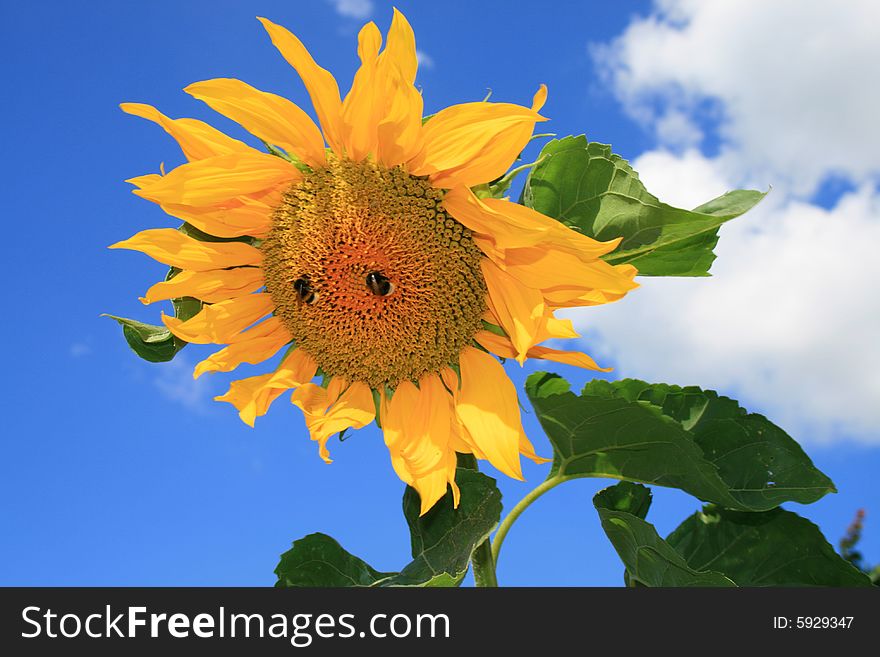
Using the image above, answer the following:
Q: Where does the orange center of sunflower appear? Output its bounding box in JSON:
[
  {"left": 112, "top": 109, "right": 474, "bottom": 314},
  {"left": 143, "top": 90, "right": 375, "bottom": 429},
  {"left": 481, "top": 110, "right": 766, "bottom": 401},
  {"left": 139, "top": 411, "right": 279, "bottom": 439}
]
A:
[{"left": 261, "top": 157, "right": 487, "bottom": 389}]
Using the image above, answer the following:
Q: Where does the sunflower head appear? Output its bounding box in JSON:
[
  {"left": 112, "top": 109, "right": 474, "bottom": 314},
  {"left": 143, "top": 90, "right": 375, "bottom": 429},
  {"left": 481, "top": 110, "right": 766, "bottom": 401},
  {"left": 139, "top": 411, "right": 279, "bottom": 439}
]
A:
[
  {"left": 262, "top": 155, "right": 486, "bottom": 389},
  {"left": 111, "top": 9, "right": 638, "bottom": 515}
]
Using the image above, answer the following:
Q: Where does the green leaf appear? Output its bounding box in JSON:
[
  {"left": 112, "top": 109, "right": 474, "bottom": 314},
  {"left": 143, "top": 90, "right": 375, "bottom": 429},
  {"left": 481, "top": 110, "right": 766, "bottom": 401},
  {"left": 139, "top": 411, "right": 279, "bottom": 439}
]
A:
[
  {"left": 107, "top": 223, "right": 221, "bottom": 363},
  {"left": 274, "top": 533, "right": 394, "bottom": 587},
  {"left": 275, "top": 469, "right": 502, "bottom": 587},
  {"left": 521, "top": 135, "right": 765, "bottom": 276},
  {"left": 594, "top": 483, "right": 735, "bottom": 587},
  {"left": 667, "top": 507, "right": 873, "bottom": 587},
  {"left": 525, "top": 373, "right": 834, "bottom": 511},
  {"left": 597, "top": 479, "right": 653, "bottom": 520},
  {"left": 583, "top": 378, "right": 836, "bottom": 509},
  {"left": 102, "top": 315, "right": 183, "bottom": 363},
  {"left": 390, "top": 469, "right": 502, "bottom": 586}
]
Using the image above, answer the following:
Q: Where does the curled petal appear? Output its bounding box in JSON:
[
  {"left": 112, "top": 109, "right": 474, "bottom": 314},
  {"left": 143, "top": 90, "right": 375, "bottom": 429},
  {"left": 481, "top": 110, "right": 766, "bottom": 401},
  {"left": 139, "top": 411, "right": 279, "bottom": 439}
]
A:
[
  {"left": 110, "top": 228, "right": 262, "bottom": 271},
  {"left": 383, "top": 376, "right": 459, "bottom": 515},
  {"left": 291, "top": 381, "right": 375, "bottom": 462},
  {"left": 455, "top": 347, "right": 531, "bottom": 480},
  {"left": 474, "top": 330, "right": 609, "bottom": 373},
  {"left": 140, "top": 267, "right": 264, "bottom": 305},
  {"left": 162, "top": 293, "right": 274, "bottom": 344},
  {"left": 215, "top": 348, "right": 317, "bottom": 427},
  {"left": 482, "top": 259, "right": 545, "bottom": 363},
  {"left": 194, "top": 317, "right": 291, "bottom": 378}
]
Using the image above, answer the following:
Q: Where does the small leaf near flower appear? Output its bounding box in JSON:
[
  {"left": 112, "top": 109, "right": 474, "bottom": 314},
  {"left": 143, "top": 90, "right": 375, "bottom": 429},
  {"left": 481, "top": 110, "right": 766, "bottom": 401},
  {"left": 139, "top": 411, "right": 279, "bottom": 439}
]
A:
[{"left": 521, "top": 135, "right": 766, "bottom": 276}]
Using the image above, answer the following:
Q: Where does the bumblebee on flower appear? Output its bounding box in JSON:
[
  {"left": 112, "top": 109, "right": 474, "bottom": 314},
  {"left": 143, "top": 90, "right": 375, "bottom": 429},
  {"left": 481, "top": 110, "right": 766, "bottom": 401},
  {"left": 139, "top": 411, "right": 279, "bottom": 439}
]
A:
[{"left": 112, "top": 9, "right": 637, "bottom": 515}]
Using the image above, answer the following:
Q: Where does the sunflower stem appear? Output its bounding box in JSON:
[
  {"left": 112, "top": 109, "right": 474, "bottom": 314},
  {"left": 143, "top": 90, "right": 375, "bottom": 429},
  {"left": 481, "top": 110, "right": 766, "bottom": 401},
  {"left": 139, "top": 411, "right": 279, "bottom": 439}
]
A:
[
  {"left": 491, "top": 476, "right": 568, "bottom": 566},
  {"left": 471, "top": 539, "right": 498, "bottom": 588}
]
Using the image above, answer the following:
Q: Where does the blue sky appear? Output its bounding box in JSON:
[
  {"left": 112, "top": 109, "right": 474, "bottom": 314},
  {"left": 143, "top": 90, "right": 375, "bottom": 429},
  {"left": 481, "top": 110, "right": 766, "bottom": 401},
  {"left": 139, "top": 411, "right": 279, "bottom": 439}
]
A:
[{"left": 1, "top": 0, "right": 877, "bottom": 586}]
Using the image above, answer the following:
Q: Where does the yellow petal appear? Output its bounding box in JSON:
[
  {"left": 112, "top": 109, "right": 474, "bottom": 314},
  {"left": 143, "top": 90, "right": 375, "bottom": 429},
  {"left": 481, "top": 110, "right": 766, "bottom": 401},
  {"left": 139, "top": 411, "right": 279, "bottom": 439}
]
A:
[
  {"left": 257, "top": 17, "right": 344, "bottom": 154},
  {"left": 185, "top": 78, "right": 326, "bottom": 167},
  {"left": 377, "top": 8, "right": 417, "bottom": 85},
  {"left": 341, "top": 22, "right": 383, "bottom": 161},
  {"left": 481, "top": 259, "right": 545, "bottom": 364},
  {"left": 215, "top": 348, "right": 317, "bottom": 427},
  {"left": 383, "top": 375, "right": 458, "bottom": 515},
  {"left": 443, "top": 186, "right": 552, "bottom": 249},
  {"left": 539, "top": 315, "right": 579, "bottom": 340},
  {"left": 482, "top": 197, "right": 622, "bottom": 260},
  {"left": 455, "top": 347, "right": 527, "bottom": 480},
  {"left": 528, "top": 345, "right": 610, "bottom": 372},
  {"left": 132, "top": 152, "right": 300, "bottom": 207},
  {"left": 411, "top": 100, "right": 546, "bottom": 188},
  {"left": 162, "top": 293, "right": 274, "bottom": 344},
  {"left": 439, "top": 366, "right": 459, "bottom": 394},
  {"left": 291, "top": 381, "right": 375, "bottom": 463},
  {"left": 140, "top": 267, "right": 264, "bottom": 305},
  {"left": 110, "top": 228, "right": 262, "bottom": 271},
  {"left": 120, "top": 103, "right": 250, "bottom": 161},
  {"left": 159, "top": 196, "right": 273, "bottom": 239},
  {"left": 376, "top": 68, "right": 425, "bottom": 168},
  {"left": 501, "top": 246, "right": 639, "bottom": 306},
  {"left": 194, "top": 317, "right": 291, "bottom": 378},
  {"left": 531, "top": 84, "right": 548, "bottom": 112},
  {"left": 474, "top": 330, "right": 609, "bottom": 373},
  {"left": 372, "top": 9, "right": 423, "bottom": 168}
]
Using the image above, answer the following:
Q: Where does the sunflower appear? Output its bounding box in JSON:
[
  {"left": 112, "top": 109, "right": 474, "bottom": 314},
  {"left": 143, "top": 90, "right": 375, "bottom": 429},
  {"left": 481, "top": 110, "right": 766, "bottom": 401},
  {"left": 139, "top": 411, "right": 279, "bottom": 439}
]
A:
[{"left": 111, "top": 10, "right": 638, "bottom": 515}]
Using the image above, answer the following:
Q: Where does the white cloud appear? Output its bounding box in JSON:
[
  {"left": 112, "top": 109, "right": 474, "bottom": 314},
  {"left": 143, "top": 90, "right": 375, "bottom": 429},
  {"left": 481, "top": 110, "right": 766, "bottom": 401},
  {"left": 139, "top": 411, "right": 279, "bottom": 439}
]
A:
[
  {"left": 593, "top": 0, "right": 880, "bottom": 195},
  {"left": 582, "top": 2, "right": 880, "bottom": 444},
  {"left": 567, "top": 150, "right": 880, "bottom": 444},
  {"left": 327, "top": 0, "right": 373, "bottom": 20},
  {"left": 416, "top": 50, "right": 435, "bottom": 70},
  {"left": 69, "top": 342, "right": 92, "bottom": 358},
  {"left": 153, "top": 355, "right": 214, "bottom": 414}
]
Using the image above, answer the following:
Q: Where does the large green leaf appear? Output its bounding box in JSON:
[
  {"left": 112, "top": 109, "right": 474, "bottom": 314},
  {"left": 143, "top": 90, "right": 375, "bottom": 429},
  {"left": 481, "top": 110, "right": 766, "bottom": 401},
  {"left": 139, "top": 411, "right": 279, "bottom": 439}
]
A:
[
  {"left": 274, "top": 469, "right": 502, "bottom": 587},
  {"left": 667, "top": 507, "right": 872, "bottom": 587},
  {"left": 594, "top": 483, "right": 735, "bottom": 587},
  {"left": 392, "top": 468, "right": 502, "bottom": 586},
  {"left": 583, "top": 379, "right": 835, "bottom": 509},
  {"left": 521, "top": 135, "right": 765, "bottom": 276},
  {"left": 274, "top": 533, "right": 394, "bottom": 587},
  {"left": 525, "top": 373, "right": 834, "bottom": 511}
]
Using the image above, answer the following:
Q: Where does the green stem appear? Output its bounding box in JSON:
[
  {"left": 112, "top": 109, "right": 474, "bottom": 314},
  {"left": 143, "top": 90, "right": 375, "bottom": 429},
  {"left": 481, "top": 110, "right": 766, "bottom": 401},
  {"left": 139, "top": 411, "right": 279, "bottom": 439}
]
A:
[
  {"left": 470, "top": 538, "right": 498, "bottom": 587},
  {"left": 491, "top": 476, "right": 568, "bottom": 565},
  {"left": 458, "top": 453, "right": 498, "bottom": 587}
]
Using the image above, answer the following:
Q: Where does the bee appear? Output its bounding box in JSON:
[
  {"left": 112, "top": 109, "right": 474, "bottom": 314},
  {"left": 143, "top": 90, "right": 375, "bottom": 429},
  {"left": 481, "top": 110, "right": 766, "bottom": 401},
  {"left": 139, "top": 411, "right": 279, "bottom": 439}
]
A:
[
  {"left": 293, "top": 276, "right": 317, "bottom": 304},
  {"left": 366, "top": 271, "right": 394, "bottom": 296}
]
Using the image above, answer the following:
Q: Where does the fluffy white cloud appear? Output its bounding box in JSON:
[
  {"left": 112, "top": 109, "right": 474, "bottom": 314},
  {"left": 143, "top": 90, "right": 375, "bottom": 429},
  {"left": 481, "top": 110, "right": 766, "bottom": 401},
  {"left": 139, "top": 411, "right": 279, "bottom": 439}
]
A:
[
  {"left": 593, "top": 0, "right": 880, "bottom": 195},
  {"left": 582, "top": 2, "right": 880, "bottom": 444},
  {"left": 327, "top": 0, "right": 373, "bottom": 20},
  {"left": 567, "top": 150, "right": 880, "bottom": 444},
  {"left": 153, "top": 355, "right": 215, "bottom": 414},
  {"left": 416, "top": 50, "right": 435, "bottom": 70}
]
